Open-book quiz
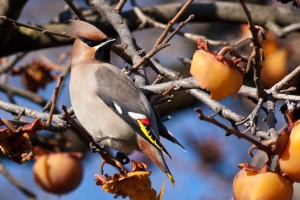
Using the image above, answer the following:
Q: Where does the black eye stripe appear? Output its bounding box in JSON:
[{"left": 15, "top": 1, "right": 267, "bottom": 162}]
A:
[{"left": 79, "top": 37, "right": 108, "bottom": 47}]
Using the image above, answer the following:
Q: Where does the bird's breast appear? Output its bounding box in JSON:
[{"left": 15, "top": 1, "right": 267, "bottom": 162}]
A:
[{"left": 69, "top": 65, "right": 139, "bottom": 154}]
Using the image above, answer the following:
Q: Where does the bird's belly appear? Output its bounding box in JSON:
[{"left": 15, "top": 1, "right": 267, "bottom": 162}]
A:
[{"left": 70, "top": 90, "right": 138, "bottom": 154}]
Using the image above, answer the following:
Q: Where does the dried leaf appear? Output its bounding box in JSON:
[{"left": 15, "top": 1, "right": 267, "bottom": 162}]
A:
[
  {"left": 12, "top": 60, "right": 56, "bottom": 92},
  {"left": 0, "top": 119, "right": 45, "bottom": 164},
  {"left": 95, "top": 160, "right": 163, "bottom": 200},
  {"left": 157, "top": 182, "right": 165, "bottom": 200},
  {"left": 132, "top": 159, "right": 147, "bottom": 172}
]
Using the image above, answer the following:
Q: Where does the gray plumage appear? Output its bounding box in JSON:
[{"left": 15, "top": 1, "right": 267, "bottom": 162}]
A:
[{"left": 69, "top": 20, "right": 185, "bottom": 184}]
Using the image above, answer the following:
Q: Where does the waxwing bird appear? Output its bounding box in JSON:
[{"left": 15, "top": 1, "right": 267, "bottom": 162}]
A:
[{"left": 69, "top": 20, "right": 186, "bottom": 184}]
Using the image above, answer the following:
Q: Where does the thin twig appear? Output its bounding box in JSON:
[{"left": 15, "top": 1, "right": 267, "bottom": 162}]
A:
[
  {"left": 281, "top": 23, "right": 300, "bottom": 35},
  {"left": 61, "top": 105, "right": 126, "bottom": 174},
  {"left": 115, "top": 0, "right": 127, "bottom": 12},
  {"left": 0, "top": 52, "right": 26, "bottom": 74},
  {"left": 0, "top": 16, "right": 71, "bottom": 38},
  {"left": 164, "top": 14, "right": 194, "bottom": 43},
  {"left": 0, "top": 162, "right": 36, "bottom": 200},
  {"left": 133, "top": 6, "right": 226, "bottom": 45},
  {"left": 42, "top": 102, "right": 52, "bottom": 113},
  {"left": 279, "top": 87, "right": 297, "bottom": 94},
  {"left": 128, "top": 14, "right": 194, "bottom": 74},
  {"left": 151, "top": 74, "right": 164, "bottom": 85},
  {"left": 155, "top": 0, "right": 194, "bottom": 46},
  {"left": 236, "top": 98, "right": 263, "bottom": 135},
  {"left": 128, "top": 43, "right": 170, "bottom": 74},
  {"left": 266, "top": 99, "right": 277, "bottom": 136},
  {"left": 6, "top": 119, "right": 66, "bottom": 132},
  {"left": 64, "top": 0, "right": 86, "bottom": 21},
  {"left": 269, "top": 65, "right": 300, "bottom": 94},
  {"left": 237, "top": 0, "right": 267, "bottom": 100},
  {"left": 195, "top": 108, "right": 272, "bottom": 154},
  {"left": 47, "top": 76, "right": 64, "bottom": 125},
  {"left": 162, "top": 85, "right": 175, "bottom": 96}
]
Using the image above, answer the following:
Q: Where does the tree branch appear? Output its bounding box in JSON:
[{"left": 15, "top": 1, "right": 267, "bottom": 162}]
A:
[
  {"left": 1, "top": 2, "right": 300, "bottom": 56},
  {"left": 0, "top": 99, "right": 66, "bottom": 125},
  {"left": 92, "top": 0, "right": 148, "bottom": 87},
  {"left": 0, "top": 161, "right": 36, "bottom": 200}
]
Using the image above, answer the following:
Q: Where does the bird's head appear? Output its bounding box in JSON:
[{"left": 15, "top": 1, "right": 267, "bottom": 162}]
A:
[{"left": 70, "top": 20, "right": 115, "bottom": 64}]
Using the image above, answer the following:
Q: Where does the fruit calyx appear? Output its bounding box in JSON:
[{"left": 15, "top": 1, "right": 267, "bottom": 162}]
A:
[{"left": 197, "top": 38, "right": 244, "bottom": 75}]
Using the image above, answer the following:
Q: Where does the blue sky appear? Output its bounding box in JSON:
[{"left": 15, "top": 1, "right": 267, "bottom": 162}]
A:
[{"left": 0, "top": 0, "right": 293, "bottom": 199}]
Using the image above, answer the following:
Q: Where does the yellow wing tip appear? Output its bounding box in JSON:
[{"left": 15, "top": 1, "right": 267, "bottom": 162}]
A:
[{"left": 167, "top": 173, "right": 175, "bottom": 186}]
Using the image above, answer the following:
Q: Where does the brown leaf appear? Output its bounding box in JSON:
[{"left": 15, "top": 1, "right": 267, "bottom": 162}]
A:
[
  {"left": 95, "top": 160, "right": 162, "bottom": 200},
  {"left": 157, "top": 182, "right": 165, "bottom": 200},
  {"left": 12, "top": 60, "right": 56, "bottom": 92},
  {"left": 131, "top": 160, "right": 147, "bottom": 172},
  {"left": 0, "top": 119, "right": 45, "bottom": 164}
]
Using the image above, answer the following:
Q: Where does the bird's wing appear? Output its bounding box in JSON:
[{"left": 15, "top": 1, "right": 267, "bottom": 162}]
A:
[
  {"left": 95, "top": 64, "right": 171, "bottom": 158},
  {"left": 154, "top": 109, "right": 187, "bottom": 152}
]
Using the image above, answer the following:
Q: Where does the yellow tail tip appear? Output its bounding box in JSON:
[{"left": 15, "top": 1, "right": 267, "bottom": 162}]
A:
[{"left": 167, "top": 173, "right": 175, "bottom": 186}]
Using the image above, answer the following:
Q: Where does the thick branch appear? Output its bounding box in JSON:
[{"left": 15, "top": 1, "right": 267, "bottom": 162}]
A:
[
  {"left": 0, "top": 0, "right": 28, "bottom": 52},
  {"left": 1, "top": 2, "right": 300, "bottom": 56},
  {"left": 92, "top": 0, "right": 147, "bottom": 86},
  {"left": 0, "top": 162, "right": 36, "bottom": 200},
  {"left": 0, "top": 99, "right": 65, "bottom": 125},
  {"left": 0, "top": 84, "right": 48, "bottom": 106}
]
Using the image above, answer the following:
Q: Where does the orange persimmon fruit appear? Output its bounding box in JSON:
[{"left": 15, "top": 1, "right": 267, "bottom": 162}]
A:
[
  {"left": 261, "top": 32, "right": 288, "bottom": 88},
  {"left": 233, "top": 166, "right": 293, "bottom": 200},
  {"left": 190, "top": 39, "right": 243, "bottom": 101},
  {"left": 280, "top": 119, "right": 300, "bottom": 182},
  {"left": 33, "top": 152, "right": 83, "bottom": 194}
]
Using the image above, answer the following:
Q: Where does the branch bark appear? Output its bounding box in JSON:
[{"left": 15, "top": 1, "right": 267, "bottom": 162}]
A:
[{"left": 0, "top": 2, "right": 299, "bottom": 57}]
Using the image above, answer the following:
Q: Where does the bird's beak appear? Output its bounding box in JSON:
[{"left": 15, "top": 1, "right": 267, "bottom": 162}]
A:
[
  {"left": 94, "top": 38, "right": 116, "bottom": 50},
  {"left": 103, "top": 38, "right": 116, "bottom": 46}
]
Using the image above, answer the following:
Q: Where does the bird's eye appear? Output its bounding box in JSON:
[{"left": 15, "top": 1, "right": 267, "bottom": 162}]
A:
[
  {"left": 80, "top": 38, "right": 97, "bottom": 47},
  {"left": 86, "top": 40, "right": 95, "bottom": 47}
]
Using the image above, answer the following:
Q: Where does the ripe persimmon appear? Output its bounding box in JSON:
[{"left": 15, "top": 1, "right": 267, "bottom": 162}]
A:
[
  {"left": 233, "top": 165, "right": 293, "bottom": 200},
  {"left": 33, "top": 152, "right": 83, "bottom": 194},
  {"left": 280, "top": 120, "right": 300, "bottom": 182},
  {"left": 190, "top": 39, "right": 243, "bottom": 101}
]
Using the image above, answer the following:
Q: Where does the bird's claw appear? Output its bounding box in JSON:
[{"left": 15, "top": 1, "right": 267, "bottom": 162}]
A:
[
  {"left": 89, "top": 142, "right": 103, "bottom": 153},
  {"left": 115, "top": 152, "right": 130, "bottom": 165}
]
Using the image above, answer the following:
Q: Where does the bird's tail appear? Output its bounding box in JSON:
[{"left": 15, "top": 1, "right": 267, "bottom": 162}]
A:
[{"left": 138, "top": 136, "right": 175, "bottom": 185}]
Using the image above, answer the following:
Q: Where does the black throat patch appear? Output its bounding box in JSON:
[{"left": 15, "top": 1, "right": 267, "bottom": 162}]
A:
[{"left": 95, "top": 44, "right": 111, "bottom": 62}]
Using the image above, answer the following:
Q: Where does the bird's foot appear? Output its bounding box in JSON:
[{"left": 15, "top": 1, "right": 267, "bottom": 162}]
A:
[
  {"left": 89, "top": 142, "right": 103, "bottom": 153},
  {"left": 115, "top": 152, "right": 130, "bottom": 165}
]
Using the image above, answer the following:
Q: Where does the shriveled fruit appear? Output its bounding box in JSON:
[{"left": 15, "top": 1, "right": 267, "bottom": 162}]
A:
[
  {"left": 190, "top": 40, "right": 243, "bottom": 101},
  {"left": 280, "top": 120, "right": 300, "bottom": 182},
  {"left": 33, "top": 152, "right": 83, "bottom": 194},
  {"left": 233, "top": 168, "right": 293, "bottom": 200}
]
